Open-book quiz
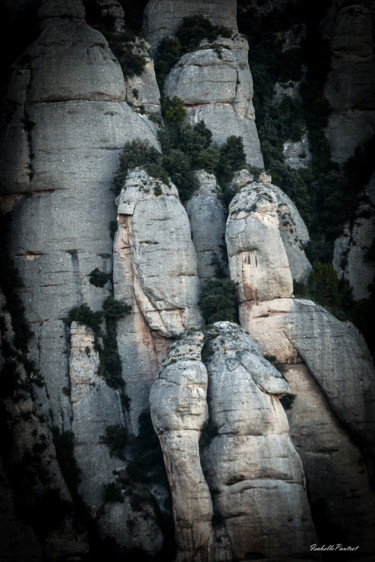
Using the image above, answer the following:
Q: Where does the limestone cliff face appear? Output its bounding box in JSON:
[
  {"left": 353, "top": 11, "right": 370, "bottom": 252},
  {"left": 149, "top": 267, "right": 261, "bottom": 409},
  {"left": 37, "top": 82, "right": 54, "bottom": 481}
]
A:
[{"left": 1, "top": 0, "right": 375, "bottom": 560}]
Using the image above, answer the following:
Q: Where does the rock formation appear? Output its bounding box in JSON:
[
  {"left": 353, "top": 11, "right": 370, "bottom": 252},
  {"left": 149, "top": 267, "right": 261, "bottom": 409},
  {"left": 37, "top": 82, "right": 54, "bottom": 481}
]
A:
[
  {"left": 151, "top": 323, "right": 319, "bottom": 561},
  {"left": 114, "top": 169, "right": 202, "bottom": 429},
  {"left": 164, "top": 35, "right": 264, "bottom": 168},
  {"left": 0, "top": 0, "right": 374, "bottom": 560}
]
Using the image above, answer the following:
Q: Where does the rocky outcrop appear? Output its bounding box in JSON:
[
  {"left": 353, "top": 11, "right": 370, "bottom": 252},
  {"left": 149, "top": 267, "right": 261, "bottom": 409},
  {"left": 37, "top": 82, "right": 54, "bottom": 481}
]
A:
[
  {"left": 242, "top": 297, "right": 375, "bottom": 553},
  {"left": 143, "top": 0, "right": 238, "bottom": 51},
  {"left": 333, "top": 173, "right": 375, "bottom": 300},
  {"left": 151, "top": 322, "right": 318, "bottom": 561},
  {"left": 114, "top": 169, "right": 202, "bottom": 429},
  {"left": 70, "top": 321, "right": 125, "bottom": 510},
  {"left": 226, "top": 172, "right": 311, "bottom": 302},
  {"left": 69, "top": 321, "right": 164, "bottom": 554},
  {"left": 229, "top": 170, "right": 311, "bottom": 285},
  {"left": 164, "top": 37, "right": 264, "bottom": 168},
  {"left": 186, "top": 171, "right": 227, "bottom": 279},
  {"left": 0, "top": 0, "right": 161, "bottom": 434},
  {"left": 150, "top": 331, "right": 213, "bottom": 562},
  {"left": 322, "top": 2, "right": 375, "bottom": 163}
]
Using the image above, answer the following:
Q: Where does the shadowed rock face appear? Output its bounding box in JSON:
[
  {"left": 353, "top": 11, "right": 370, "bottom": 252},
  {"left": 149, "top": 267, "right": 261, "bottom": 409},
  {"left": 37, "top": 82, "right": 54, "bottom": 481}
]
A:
[
  {"left": 151, "top": 323, "right": 318, "bottom": 561},
  {"left": 186, "top": 171, "right": 227, "bottom": 280},
  {"left": 143, "top": 0, "right": 238, "bottom": 50},
  {"left": 323, "top": 2, "right": 375, "bottom": 163}
]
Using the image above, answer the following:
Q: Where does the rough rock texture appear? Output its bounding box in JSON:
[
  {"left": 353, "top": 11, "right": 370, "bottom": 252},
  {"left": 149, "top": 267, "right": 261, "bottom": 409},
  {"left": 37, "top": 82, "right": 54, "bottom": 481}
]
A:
[
  {"left": 323, "top": 2, "right": 375, "bottom": 163},
  {"left": 151, "top": 322, "right": 318, "bottom": 561},
  {"left": 69, "top": 321, "right": 164, "bottom": 553},
  {"left": 165, "top": 37, "right": 264, "bottom": 168},
  {"left": 243, "top": 299, "right": 375, "bottom": 485},
  {"left": 202, "top": 323, "right": 318, "bottom": 561},
  {"left": 186, "top": 171, "right": 227, "bottom": 279},
  {"left": 285, "top": 363, "right": 375, "bottom": 556},
  {"left": 150, "top": 331, "right": 213, "bottom": 562},
  {"left": 229, "top": 170, "right": 311, "bottom": 284},
  {"left": 333, "top": 173, "right": 375, "bottom": 300},
  {"left": 114, "top": 169, "right": 202, "bottom": 429},
  {"left": 143, "top": 0, "right": 238, "bottom": 51},
  {"left": 69, "top": 322, "right": 125, "bottom": 510},
  {"left": 124, "top": 39, "right": 162, "bottom": 116},
  {"left": 283, "top": 133, "right": 311, "bottom": 169},
  {"left": 0, "top": 0, "right": 160, "bottom": 430},
  {"left": 226, "top": 176, "right": 299, "bottom": 302}
]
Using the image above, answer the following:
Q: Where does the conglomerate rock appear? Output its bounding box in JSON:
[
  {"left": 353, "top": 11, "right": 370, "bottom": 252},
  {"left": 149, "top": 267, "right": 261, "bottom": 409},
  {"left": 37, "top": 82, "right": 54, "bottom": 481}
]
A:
[
  {"left": 151, "top": 323, "right": 318, "bottom": 561},
  {"left": 114, "top": 169, "right": 202, "bottom": 430},
  {"left": 242, "top": 297, "right": 375, "bottom": 555},
  {"left": 229, "top": 169, "right": 312, "bottom": 283}
]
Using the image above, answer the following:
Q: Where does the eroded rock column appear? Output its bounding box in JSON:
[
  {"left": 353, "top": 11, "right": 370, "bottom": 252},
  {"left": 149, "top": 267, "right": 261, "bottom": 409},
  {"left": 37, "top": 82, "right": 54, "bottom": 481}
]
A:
[
  {"left": 150, "top": 331, "right": 213, "bottom": 562},
  {"left": 114, "top": 169, "right": 203, "bottom": 430}
]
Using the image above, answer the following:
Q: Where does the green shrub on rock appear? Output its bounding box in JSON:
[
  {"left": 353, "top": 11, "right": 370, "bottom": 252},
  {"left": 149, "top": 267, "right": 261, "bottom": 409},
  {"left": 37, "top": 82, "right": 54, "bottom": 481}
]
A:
[{"left": 199, "top": 278, "right": 238, "bottom": 324}]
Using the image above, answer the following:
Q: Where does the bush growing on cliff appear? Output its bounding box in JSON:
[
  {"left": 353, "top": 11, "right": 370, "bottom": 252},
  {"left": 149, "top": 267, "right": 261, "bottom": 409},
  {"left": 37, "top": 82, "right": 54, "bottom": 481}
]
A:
[
  {"left": 215, "top": 136, "right": 247, "bottom": 206},
  {"left": 113, "top": 140, "right": 168, "bottom": 193},
  {"left": 126, "top": 409, "right": 168, "bottom": 485},
  {"left": 89, "top": 268, "right": 110, "bottom": 288},
  {"left": 101, "top": 424, "right": 127, "bottom": 460},
  {"left": 155, "top": 15, "right": 232, "bottom": 92},
  {"left": 69, "top": 303, "right": 103, "bottom": 334},
  {"left": 199, "top": 278, "right": 238, "bottom": 324}
]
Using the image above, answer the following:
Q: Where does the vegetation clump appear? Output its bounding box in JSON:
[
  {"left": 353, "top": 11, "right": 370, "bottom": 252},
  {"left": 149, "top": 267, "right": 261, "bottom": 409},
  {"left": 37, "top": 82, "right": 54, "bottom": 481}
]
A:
[
  {"left": 101, "top": 424, "right": 128, "bottom": 460},
  {"left": 199, "top": 278, "right": 238, "bottom": 325},
  {"left": 126, "top": 409, "right": 168, "bottom": 486},
  {"left": 89, "top": 268, "right": 110, "bottom": 288},
  {"left": 155, "top": 15, "right": 232, "bottom": 91}
]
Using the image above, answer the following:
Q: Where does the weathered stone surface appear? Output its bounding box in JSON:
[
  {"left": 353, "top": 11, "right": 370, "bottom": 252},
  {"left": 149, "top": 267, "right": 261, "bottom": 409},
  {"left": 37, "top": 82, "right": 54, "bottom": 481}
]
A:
[
  {"left": 70, "top": 322, "right": 125, "bottom": 509},
  {"left": 117, "top": 169, "right": 202, "bottom": 337},
  {"left": 69, "top": 321, "right": 164, "bottom": 554},
  {"left": 164, "top": 39, "right": 264, "bottom": 168},
  {"left": 243, "top": 298, "right": 375, "bottom": 468},
  {"left": 143, "top": 0, "right": 238, "bottom": 51},
  {"left": 186, "top": 171, "right": 227, "bottom": 279},
  {"left": 283, "top": 133, "right": 311, "bottom": 169},
  {"left": 284, "top": 363, "right": 375, "bottom": 556},
  {"left": 230, "top": 170, "right": 311, "bottom": 284},
  {"left": 150, "top": 331, "right": 213, "bottom": 561},
  {"left": 1, "top": 1, "right": 160, "bottom": 433},
  {"left": 114, "top": 169, "right": 202, "bottom": 430},
  {"left": 125, "top": 38, "right": 161, "bottom": 115},
  {"left": 202, "top": 322, "right": 317, "bottom": 561},
  {"left": 226, "top": 178, "right": 296, "bottom": 302},
  {"left": 333, "top": 173, "right": 375, "bottom": 300},
  {"left": 151, "top": 323, "right": 317, "bottom": 561}
]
